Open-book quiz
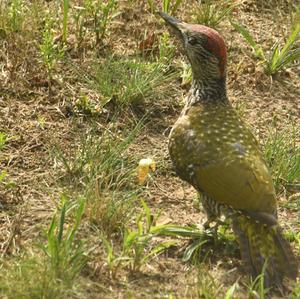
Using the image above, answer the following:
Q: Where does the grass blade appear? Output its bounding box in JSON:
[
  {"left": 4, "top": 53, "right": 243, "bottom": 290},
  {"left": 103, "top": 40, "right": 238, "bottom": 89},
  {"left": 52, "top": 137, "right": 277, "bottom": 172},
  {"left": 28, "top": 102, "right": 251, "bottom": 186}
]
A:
[
  {"left": 62, "top": 0, "right": 69, "bottom": 43},
  {"left": 231, "top": 21, "right": 265, "bottom": 59},
  {"left": 171, "top": 0, "right": 183, "bottom": 15},
  {"left": 182, "top": 239, "right": 207, "bottom": 262},
  {"left": 280, "top": 23, "right": 300, "bottom": 57},
  {"left": 151, "top": 224, "right": 204, "bottom": 238}
]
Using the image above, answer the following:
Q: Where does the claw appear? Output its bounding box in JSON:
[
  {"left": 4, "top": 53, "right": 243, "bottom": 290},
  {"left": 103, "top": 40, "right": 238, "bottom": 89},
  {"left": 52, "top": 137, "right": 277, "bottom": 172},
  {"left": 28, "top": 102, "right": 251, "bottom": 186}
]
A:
[{"left": 203, "top": 219, "right": 227, "bottom": 243}]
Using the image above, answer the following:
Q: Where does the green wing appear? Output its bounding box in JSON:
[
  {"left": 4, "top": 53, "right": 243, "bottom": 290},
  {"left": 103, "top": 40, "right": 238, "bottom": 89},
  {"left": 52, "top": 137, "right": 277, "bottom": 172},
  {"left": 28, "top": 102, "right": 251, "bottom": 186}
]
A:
[
  {"left": 170, "top": 105, "right": 277, "bottom": 215},
  {"left": 193, "top": 145, "right": 276, "bottom": 214}
]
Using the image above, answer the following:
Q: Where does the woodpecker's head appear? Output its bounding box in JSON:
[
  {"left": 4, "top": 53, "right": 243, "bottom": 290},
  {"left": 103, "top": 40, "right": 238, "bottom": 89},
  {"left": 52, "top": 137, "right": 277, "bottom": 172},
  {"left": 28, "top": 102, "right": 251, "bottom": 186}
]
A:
[{"left": 159, "top": 12, "right": 227, "bottom": 82}]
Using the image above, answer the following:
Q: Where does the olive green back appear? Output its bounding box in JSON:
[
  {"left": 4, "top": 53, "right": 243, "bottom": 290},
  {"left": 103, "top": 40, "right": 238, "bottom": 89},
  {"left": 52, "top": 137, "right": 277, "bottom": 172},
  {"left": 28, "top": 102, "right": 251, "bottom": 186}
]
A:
[{"left": 169, "top": 103, "right": 276, "bottom": 214}]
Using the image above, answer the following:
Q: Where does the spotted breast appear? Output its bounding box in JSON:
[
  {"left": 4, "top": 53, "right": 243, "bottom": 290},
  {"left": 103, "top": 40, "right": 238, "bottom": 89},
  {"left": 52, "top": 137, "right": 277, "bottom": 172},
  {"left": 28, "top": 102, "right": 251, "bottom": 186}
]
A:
[{"left": 168, "top": 102, "right": 276, "bottom": 215}]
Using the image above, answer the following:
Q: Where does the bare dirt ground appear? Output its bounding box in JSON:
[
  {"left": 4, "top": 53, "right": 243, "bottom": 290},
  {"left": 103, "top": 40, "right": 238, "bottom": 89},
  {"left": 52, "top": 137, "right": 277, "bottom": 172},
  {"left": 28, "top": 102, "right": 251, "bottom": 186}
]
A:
[{"left": 0, "top": 0, "right": 299, "bottom": 298}]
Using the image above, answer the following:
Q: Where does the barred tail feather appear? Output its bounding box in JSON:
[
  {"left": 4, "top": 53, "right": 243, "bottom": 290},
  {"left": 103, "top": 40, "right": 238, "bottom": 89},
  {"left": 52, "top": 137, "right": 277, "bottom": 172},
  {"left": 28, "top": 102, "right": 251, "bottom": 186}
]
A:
[
  {"left": 273, "top": 230, "right": 298, "bottom": 279},
  {"left": 232, "top": 214, "right": 298, "bottom": 287}
]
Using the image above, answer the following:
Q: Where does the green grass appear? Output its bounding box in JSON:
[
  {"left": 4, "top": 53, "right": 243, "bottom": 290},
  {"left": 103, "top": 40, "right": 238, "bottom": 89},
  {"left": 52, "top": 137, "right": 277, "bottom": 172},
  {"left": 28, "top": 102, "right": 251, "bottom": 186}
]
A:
[
  {"left": 0, "top": 256, "right": 66, "bottom": 299},
  {"left": 192, "top": 0, "right": 235, "bottom": 29},
  {"left": 263, "top": 121, "right": 300, "bottom": 192},
  {"left": 152, "top": 221, "right": 236, "bottom": 263},
  {"left": 62, "top": 0, "right": 70, "bottom": 44},
  {"left": 285, "top": 230, "right": 300, "bottom": 250},
  {"left": 225, "top": 282, "right": 239, "bottom": 299},
  {"left": 39, "top": 18, "right": 64, "bottom": 85},
  {"left": 54, "top": 120, "right": 142, "bottom": 187},
  {"left": 180, "top": 60, "right": 193, "bottom": 86},
  {"left": 41, "top": 196, "right": 87, "bottom": 284},
  {"left": 72, "top": 0, "right": 118, "bottom": 46},
  {"left": 0, "top": 111, "right": 148, "bottom": 298},
  {"left": 0, "top": 1, "right": 49, "bottom": 38},
  {"left": 195, "top": 268, "right": 221, "bottom": 298},
  {"left": 6, "top": 0, "right": 25, "bottom": 32},
  {"left": 158, "top": 32, "right": 176, "bottom": 62},
  {"left": 245, "top": 267, "right": 270, "bottom": 299},
  {"left": 53, "top": 119, "right": 144, "bottom": 236},
  {"left": 82, "top": 57, "right": 178, "bottom": 107},
  {"left": 231, "top": 20, "right": 300, "bottom": 76},
  {"left": 282, "top": 194, "right": 300, "bottom": 213},
  {"left": 290, "top": 281, "right": 300, "bottom": 299},
  {"left": 264, "top": 22, "right": 300, "bottom": 75},
  {"left": 147, "top": 0, "right": 183, "bottom": 15},
  {"left": 152, "top": 223, "right": 206, "bottom": 261},
  {"left": 0, "top": 196, "right": 87, "bottom": 299},
  {"left": 87, "top": 189, "right": 139, "bottom": 237},
  {"left": 91, "top": 0, "right": 118, "bottom": 45},
  {"left": 0, "top": 132, "right": 7, "bottom": 151},
  {"left": 100, "top": 200, "right": 175, "bottom": 278}
]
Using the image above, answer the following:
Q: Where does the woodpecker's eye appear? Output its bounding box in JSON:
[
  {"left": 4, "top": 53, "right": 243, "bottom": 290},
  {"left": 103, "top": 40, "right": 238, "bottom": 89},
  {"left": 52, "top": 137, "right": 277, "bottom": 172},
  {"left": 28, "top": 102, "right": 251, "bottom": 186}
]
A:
[{"left": 188, "top": 36, "right": 198, "bottom": 45}]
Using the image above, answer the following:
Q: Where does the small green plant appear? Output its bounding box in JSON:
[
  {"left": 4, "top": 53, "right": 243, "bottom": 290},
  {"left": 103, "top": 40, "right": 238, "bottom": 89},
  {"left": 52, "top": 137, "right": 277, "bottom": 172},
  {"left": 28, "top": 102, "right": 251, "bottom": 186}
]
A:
[
  {"left": 39, "top": 18, "right": 64, "bottom": 87},
  {"left": 94, "top": 0, "right": 117, "bottom": 44},
  {"left": 85, "top": 57, "right": 178, "bottom": 106},
  {"left": 193, "top": 0, "right": 235, "bottom": 29},
  {"left": 88, "top": 190, "right": 139, "bottom": 237},
  {"left": 285, "top": 230, "right": 300, "bottom": 250},
  {"left": 74, "top": 92, "right": 101, "bottom": 115},
  {"left": 101, "top": 200, "right": 175, "bottom": 277},
  {"left": 36, "top": 115, "right": 46, "bottom": 129},
  {"left": 0, "top": 257, "right": 64, "bottom": 299},
  {"left": 231, "top": 21, "right": 265, "bottom": 59},
  {"left": 290, "top": 280, "right": 300, "bottom": 299},
  {"left": 152, "top": 223, "right": 207, "bottom": 262},
  {"left": 53, "top": 120, "right": 144, "bottom": 235},
  {"left": 195, "top": 267, "right": 221, "bottom": 298},
  {"left": 180, "top": 60, "right": 192, "bottom": 86},
  {"left": 54, "top": 120, "right": 142, "bottom": 188},
  {"left": 225, "top": 282, "right": 239, "bottom": 299},
  {"left": 0, "top": 132, "right": 7, "bottom": 151},
  {"left": 0, "top": 132, "right": 7, "bottom": 185},
  {"left": 245, "top": 264, "right": 270, "bottom": 299},
  {"left": 263, "top": 122, "right": 300, "bottom": 192},
  {"left": 73, "top": 6, "right": 87, "bottom": 46},
  {"left": 186, "top": 263, "right": 221, "bottom": 299},
  {"left": 123, "top": 200, "right": 174, "bottom": 271},
  {"left": 62, "top": 0, "right": 70, "bottom": 44},
  {"left": 184, "top": 265, "right": 227, "bottom": 298},
  {"left": 8, "top": 0, "right": 25, "bottom": 32},
  {"left": 159, "top": 32, "right": 176, "bottom": 61},
  {"left": 265, "top": 23, "right": 300, "bottom": 75},
  {"left": 41, "top": 195, "right": 88, "bottom": 284},
  {"left": 0, "top": 196, "right": 88, "bottom": 298},
  {"left": 152, "top": 220, "right": 236, "bottom": 263},
  {"left": 75, "top": 0, "right": 118, "bottom": 45},
  {"left": 231, "top": 21, "right": 300, "bottom": 75},
  {"left": 147, "top": 0, "right": 183, "bottom": 14},
  {"left": 0, "top": 170, "right": 6, "bottom": 184}
]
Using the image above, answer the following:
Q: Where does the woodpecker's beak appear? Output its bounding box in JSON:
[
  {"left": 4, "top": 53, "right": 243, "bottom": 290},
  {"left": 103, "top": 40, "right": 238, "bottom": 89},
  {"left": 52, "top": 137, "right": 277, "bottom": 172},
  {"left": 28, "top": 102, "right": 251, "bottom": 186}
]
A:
[{"left": 158, "top": 11, "right": 185, "bottom": 40}]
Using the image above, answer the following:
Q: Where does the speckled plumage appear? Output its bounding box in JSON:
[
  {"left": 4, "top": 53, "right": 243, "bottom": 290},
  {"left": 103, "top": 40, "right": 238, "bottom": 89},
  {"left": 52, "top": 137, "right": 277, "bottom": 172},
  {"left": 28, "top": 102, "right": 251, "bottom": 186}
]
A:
[
  {"left": 159, "top": 11, "right": 298, "bottom": 286},
  {"left": 169, "top": 100, "right": 276, "bottom": 215}
]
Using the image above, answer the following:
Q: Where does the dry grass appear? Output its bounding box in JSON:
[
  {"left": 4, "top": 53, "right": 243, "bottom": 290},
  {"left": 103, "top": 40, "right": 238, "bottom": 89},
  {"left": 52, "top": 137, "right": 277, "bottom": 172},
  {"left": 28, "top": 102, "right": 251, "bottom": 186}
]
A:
[{"left": 0, "top": 0, "right": 299, "bottom": 298}]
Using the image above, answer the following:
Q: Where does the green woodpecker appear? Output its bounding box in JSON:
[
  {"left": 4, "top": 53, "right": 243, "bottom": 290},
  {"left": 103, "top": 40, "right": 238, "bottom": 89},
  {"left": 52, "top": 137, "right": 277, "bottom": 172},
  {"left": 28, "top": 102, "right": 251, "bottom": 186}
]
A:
[{"left": 159, "top": 12, "right": 298, "bottom": 287}]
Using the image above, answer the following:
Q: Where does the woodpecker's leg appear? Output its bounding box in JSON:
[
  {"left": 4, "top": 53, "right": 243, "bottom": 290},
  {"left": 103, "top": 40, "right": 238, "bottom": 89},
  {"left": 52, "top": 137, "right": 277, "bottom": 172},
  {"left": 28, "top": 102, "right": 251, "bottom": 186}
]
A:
[
  {"left": 201, "top": 194, "right": 219, "bottom": 228},
  {"left": 199, "top": 194, "right": 217, "bottom": 243},
  {"left": 200, "top": 194, "right": 230, "bottom": 242},
  {"left": 203, "top": 216, "right": 217, "bottom": 230}
]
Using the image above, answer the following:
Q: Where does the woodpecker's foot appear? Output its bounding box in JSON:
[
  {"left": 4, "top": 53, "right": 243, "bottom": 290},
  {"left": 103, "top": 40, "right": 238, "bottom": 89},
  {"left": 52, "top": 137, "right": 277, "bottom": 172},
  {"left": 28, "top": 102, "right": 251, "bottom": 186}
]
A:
[
  {"left": 203, "top": 212, "right": 216, "bottom": 229},
  {"left": 203, "top": 219, "right": 226, "bottom": 243},
  {"left": 203, "top": 219, "right": 213, "bottom": 231}
]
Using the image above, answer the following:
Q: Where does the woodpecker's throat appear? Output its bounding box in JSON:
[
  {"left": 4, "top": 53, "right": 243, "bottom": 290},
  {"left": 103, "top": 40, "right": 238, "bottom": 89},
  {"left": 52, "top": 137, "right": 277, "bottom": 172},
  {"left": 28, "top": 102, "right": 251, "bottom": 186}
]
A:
[{"left": 187, "top": 77, "right": 228, "bottom": 107}]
